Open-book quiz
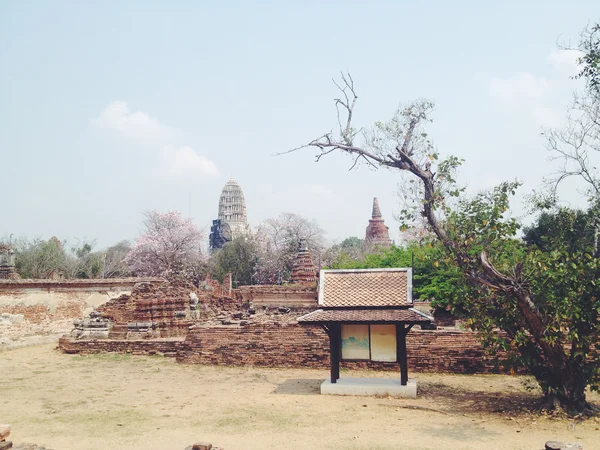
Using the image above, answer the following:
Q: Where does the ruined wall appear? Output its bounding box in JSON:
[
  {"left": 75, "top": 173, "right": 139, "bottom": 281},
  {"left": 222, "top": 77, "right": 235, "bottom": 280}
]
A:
[
  {"left": 175, "top": 323, "right": 506, "bottom": 374},
  {"left": 58, "top": 336, "right": 183, "bottom": 357},
  {"left": 0, "top": 278, "right": 161, "bottom": 348},
  {"left": 96, "top": 280, "right": 193, "bottom": 339},
  {"left": 58, "top": 322, "right": 508, "bottom": 374}
]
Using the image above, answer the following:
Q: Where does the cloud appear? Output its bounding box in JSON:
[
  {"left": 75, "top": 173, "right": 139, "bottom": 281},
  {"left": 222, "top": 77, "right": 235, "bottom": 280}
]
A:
[
  {"left": 481, "top": 48, "right": 585, "bottom": 128},
  {"left": 91, "top": 101, "right": 178, "bottom": 142},
  {"left": 488, "top": 72, "right": 554, "bottom": 106},
  {"left": 310, "top": 184, "right": 335, "bottom": 200},
  {"left": 159, "top": 146, "right": 220, "bottom": 179},
  {"left": 547, "top": 49, "right": 582, "bottom": 76}
]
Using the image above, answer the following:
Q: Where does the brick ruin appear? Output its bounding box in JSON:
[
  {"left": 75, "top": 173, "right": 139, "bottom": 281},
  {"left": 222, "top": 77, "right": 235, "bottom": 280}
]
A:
[
  {"left": 0, "top": 277, "right": 163, "bottom": 349},
  {"left": 363, "top": 197, "right": 393, "bottom": 252},
  {"left": 59, "top": 271, "right": 512, "bottom": 374},
  {"left": 56, "top": 232, "right": 509, "bottom": 375},
  {"left": 288, "top": 239, "right": 318, "bottom": 284}
]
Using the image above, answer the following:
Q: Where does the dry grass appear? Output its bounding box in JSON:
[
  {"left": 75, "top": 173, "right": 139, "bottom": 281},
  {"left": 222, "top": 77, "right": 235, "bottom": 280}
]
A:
[{"left": 1, "top": 344, "right": 599, "bottom": 450}]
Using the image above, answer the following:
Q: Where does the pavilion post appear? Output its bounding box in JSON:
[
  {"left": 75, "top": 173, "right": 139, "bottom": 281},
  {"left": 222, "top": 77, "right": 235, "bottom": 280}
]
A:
[
  {"left": 397, "top": 324, "right": 408, "bottom": 386},
  {"left": 329, "top": 323, "right": 341, "bottom": 383}
]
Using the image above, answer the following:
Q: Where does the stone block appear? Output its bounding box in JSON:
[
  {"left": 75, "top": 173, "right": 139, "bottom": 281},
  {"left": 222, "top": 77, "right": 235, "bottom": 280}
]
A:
[{"left": 192, "top": 443, "right": 212, "bottom": 450}]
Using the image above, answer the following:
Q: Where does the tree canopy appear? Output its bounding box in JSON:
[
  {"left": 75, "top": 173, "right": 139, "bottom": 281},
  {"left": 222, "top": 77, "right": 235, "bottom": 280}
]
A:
[{"left": 125, "top": 211, "right": 205, "bottom": 282}]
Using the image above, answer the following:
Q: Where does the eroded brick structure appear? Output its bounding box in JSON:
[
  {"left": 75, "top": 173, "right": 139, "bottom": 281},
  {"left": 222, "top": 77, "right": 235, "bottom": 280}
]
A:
[
  {"left": 94, "top": 280, "right": 193, "bottom": 339},
  {"left": 59, "top": 274, "right": 514, "bottom": 375},
  {"left": 363, "top": 197, "right": 392, "bottom": 252},
  {"left": 289, "top": 239, "right": 318, "bottom": 284}
]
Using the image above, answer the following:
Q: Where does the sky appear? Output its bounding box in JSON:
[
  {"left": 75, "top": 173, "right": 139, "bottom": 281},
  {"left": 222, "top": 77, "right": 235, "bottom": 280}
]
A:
[{"left": 1, "top": 1, "right": 598, "bottom": 250}]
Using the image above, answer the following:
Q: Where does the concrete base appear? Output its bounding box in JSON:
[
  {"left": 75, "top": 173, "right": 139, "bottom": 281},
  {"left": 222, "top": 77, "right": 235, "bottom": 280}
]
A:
[{"left": 320, "top": 377, "right": 417, "bottom": 398}]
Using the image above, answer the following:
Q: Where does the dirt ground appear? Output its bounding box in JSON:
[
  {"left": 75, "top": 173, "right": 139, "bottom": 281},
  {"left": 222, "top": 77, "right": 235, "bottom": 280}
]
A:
[{"left": 1, "top": 344, "right": 599, "bottom": 450}]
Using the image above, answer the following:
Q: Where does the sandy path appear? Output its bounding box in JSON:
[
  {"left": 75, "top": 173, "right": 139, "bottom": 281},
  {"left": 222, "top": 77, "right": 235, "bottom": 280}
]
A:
[{"left": 1, "top": 344, "right": 598, "bottom": 450}]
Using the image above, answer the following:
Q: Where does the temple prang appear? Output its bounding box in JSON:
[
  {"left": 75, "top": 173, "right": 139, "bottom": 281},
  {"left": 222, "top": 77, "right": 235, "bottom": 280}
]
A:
[{"left": 209, "top": 178, "right": 251, "bottom": 251}]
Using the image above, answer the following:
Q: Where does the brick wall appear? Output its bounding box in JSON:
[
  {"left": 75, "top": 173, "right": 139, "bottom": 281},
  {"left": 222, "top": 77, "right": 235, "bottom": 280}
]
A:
[
  {"left": 176, "top": 323, "right": 508, "bottom": 373},
  {"left": 176, "top": 323, "right": 329, "bottom": 368},
  {"left": 59, "top": 336, "right": 183, "bottom": 357},
  {"left": 97, "top": 280, "right": 191, "bottom": 324}
]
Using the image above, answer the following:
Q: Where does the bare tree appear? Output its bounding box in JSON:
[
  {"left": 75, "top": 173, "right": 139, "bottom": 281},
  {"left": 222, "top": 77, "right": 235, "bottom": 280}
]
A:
[
  {"left": 544, "top": 92, "right": 600, "bottom": 200},
  {"left": 254, "top": 212, "right": 325, "bottom": 284},
  {"left": 102, "top": 241, "right": 132, "bottom": 278}
]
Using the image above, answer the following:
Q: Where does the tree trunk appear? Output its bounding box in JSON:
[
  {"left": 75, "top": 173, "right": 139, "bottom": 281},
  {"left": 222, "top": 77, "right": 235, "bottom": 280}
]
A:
[{"left": 537, "top": 360, "right": 595, "bottom": 414}]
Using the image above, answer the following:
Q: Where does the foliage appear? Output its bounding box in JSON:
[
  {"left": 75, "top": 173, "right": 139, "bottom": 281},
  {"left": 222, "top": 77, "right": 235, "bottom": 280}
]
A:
[
  {"left": 575, "top": 22, "right": 600, "bottom": 95},
  {"left": 10, "top": 236, "right": 102, "bottom": 279},
  {"left": 125, "top": 211, "right": 205, "bottom": 282},
  {"left": 326, "top": 241, "right": 467, "bottom": 315},
  {"left": 321, "top": 237, "right": 365, "bottom": 268},
  {"left": 12, "top": 236, "right": 67, "bottom": 278},
  {"left": 207, "top": 236, "right": 258, "bottom": 287},
  {"left": 517, "top": 206, "right": 600, "bottom": 400},
  {"left": 523, "top": 209, "right": 595, "bottom": 253}
]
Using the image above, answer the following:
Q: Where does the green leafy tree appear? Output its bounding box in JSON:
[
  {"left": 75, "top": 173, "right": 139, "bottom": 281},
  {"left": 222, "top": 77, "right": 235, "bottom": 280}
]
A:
[
  {"left": 517, "top": 206, "right": 599, "bottom": 410},
  {"left": 64, "top": 240, "right": 104, "bottom": 279},
  {"left": 292, "top": 70, "right": 599, "bottom": 413},
  {"left": 322, "top": 237, "right": 365, "bottom": 268},
  {"left": 208, "top": 236, "right": 258, "bottom": 287},
  {"left": 13, "top": 236, "right": 67, "bottom": 278},
  {"left": 326, "top": 241, "right": 467, "bottom": 315}
]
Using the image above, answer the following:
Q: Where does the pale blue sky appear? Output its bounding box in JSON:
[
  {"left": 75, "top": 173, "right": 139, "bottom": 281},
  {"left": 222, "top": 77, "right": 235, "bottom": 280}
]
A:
[{"left": 1, "top": 1, "right": 597, "bottom": 249}]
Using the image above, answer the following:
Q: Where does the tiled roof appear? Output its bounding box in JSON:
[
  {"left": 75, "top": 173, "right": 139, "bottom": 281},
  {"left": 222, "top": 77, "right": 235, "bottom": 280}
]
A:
[
  {"left": 320, "top": 269, "right": 410, "bottom": 307},
  {"left": 297, "top": 308, "right": 432, "bottom": 324}
]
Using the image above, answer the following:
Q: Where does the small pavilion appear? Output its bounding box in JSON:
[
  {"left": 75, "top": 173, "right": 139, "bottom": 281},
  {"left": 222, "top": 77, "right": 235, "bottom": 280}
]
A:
[{"left": 298, "top": 268, "right": 433, "bottom": 397}]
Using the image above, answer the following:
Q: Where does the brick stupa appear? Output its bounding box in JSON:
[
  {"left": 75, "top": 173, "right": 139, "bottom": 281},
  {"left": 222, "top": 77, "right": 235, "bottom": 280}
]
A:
[
  {"left": 363, "top": 197, "right": 392, "bottom": 252},
  {"left": 289, "top": 239, "right": 318, "bottom": 284}
]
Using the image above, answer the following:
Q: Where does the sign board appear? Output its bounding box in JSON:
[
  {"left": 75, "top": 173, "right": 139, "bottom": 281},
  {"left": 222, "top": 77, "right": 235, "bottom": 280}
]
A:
[
  {"left": 341, "top": 324, "right": 370, "bottom": 360},
  {"left": 341, "top": 324, "right": 397, "bottom": 362}
]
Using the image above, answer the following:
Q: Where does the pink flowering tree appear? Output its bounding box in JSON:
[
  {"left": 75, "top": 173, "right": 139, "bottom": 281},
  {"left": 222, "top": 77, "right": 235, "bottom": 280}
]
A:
[{"left": 125, "top": 211, "right": 205, "bottom": 281}]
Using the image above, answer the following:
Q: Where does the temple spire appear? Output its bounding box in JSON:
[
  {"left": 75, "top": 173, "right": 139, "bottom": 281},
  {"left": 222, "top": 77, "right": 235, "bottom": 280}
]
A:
[
  {"left": 372, "top": 197, "right": 382, "bottom": 218},
  {"left": 364, "top": 197, "right": 392, "bottom": 252}
]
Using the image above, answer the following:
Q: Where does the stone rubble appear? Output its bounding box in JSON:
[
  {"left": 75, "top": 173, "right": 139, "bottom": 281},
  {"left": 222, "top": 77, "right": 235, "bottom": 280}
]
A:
[{"left": 70, "top": 317, "right": 113, "bottom": 339}]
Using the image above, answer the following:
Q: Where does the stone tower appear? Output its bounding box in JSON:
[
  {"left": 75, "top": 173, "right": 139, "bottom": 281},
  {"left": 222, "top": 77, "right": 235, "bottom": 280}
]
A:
[
  {"left": 289, "top": 239, "right": 318, "bottom": 284},
  {"left": 209, "top": 178, "right": 251, "bottom": 251},
  {"left": 363, "top": 197, "right": 392, "bottom": 252}
]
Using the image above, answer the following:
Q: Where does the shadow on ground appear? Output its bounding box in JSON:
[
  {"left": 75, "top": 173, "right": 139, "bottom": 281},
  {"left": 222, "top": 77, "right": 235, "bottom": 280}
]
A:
[
  {"left": 272, "top": 378, "right": 322, "bottom": 395},
  {"left": 418, "top": 381, "right": 546, "bottom": 415}
]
